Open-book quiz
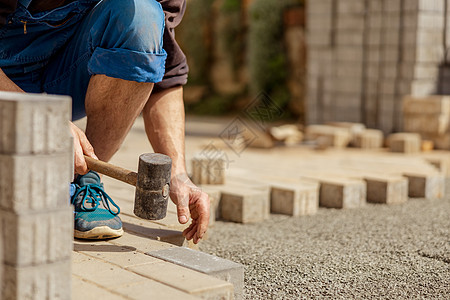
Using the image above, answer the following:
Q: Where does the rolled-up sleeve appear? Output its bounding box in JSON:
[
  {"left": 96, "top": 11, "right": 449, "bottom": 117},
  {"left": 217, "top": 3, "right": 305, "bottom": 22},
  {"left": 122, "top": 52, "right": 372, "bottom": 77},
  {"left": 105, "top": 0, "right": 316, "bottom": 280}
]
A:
[
  {"left": 0, "top": 0, "right": 18, "bottom": 27},
  {"left": 154, "top": 0, "right": 189, "bottom": 92}
]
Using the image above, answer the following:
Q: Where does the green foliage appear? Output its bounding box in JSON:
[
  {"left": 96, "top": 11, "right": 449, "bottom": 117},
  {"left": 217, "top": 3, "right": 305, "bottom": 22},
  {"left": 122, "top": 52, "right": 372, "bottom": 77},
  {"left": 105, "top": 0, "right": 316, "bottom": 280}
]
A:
[
  {"left": 248, "top": 0, "right": 296, "bottom": 117},
  {"left": 219, "top": 0, "right": 244, "bottom": 77},
  {"left": 188, "top": 94, "right": 235, "bottom": 115},
  {"left": 176, "top": 0, "right": 214, "bottom": 85},
  {"left": 222, "top": 0, "right": 240, "bottom": 12}
]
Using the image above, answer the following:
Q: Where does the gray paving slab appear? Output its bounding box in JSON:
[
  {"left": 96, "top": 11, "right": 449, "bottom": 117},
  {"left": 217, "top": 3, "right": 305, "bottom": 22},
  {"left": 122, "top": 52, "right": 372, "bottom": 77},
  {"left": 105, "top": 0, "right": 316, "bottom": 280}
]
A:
[{"left": 147, "top": 247, "right": 244, "bottom": 300}]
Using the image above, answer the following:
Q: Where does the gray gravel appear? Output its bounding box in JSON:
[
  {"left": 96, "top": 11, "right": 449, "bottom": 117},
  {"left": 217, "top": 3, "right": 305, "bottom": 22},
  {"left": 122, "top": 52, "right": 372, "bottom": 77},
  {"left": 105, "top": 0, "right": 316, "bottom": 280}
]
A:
[{"left": 200, "top": 197, "right": 450, "bottom": 299}]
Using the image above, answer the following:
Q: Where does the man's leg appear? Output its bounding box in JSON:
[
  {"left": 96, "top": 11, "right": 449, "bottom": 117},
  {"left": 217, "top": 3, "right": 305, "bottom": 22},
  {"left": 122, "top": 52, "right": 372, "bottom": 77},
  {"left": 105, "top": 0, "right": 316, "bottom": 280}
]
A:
[
  {"left": 43, "top": 0, "right": 167, "bottom": 239},
  {"left": 84, "top": 75, "right": 153, "bottom": 162}
]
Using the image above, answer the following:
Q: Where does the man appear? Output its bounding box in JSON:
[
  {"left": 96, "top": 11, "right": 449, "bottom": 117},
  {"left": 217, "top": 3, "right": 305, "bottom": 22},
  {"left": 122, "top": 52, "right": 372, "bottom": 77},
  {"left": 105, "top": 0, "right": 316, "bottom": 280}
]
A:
[{"left": 0, "top": 0, "right": 210, "bottom": 244}]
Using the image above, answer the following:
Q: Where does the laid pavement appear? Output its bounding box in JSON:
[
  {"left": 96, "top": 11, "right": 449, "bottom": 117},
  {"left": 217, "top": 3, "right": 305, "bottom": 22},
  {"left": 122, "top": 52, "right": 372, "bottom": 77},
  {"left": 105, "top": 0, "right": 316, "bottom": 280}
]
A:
[{"left": 73, "top": 116, "right": 450, "bottom": 299}]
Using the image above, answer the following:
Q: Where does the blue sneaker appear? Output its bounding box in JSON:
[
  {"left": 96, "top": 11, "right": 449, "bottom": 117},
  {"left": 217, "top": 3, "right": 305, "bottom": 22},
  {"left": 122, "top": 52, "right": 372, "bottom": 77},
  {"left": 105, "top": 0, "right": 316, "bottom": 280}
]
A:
[{"left": 71, "top": 171, "right": 123, "bottom": 239}]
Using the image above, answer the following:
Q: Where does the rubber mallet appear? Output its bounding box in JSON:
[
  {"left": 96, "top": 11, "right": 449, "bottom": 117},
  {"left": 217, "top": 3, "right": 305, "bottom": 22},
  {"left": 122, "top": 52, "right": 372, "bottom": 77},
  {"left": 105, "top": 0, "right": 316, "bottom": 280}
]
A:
[{"left": 83, "top": 153, "right": 172, "bottom": 220}]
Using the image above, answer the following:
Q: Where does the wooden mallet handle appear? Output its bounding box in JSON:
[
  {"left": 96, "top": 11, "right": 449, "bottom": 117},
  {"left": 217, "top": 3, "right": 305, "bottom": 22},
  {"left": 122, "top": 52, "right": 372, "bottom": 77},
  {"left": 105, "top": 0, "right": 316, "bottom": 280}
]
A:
[{"left": 84, "top": 155, "right": 138, "bottom": 186}]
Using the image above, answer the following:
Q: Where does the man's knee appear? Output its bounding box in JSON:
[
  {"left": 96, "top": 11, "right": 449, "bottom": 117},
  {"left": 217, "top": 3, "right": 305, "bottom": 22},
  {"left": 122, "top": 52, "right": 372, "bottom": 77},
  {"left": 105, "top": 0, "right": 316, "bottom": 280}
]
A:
[{"left": 93, "top": 0, "right": 165, "bottom": 53}]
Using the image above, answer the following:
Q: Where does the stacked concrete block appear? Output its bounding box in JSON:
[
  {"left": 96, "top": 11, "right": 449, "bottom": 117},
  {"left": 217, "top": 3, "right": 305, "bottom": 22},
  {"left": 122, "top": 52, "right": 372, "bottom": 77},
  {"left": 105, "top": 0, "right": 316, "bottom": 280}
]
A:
[
  {"left": 306, "top": 0, "right": 335, "bottom": 123},
  {"left": 403, "top": 95, "right": 450, "bottom": 149},
  {"left": 307, "top": 0, "right": 449, "bottom": 134},
  {"left": 388, "top": 132, "right": 422, "bottom": 153},
  {"left": 0, "top": 92, "right": 73, "bottom": 299}
]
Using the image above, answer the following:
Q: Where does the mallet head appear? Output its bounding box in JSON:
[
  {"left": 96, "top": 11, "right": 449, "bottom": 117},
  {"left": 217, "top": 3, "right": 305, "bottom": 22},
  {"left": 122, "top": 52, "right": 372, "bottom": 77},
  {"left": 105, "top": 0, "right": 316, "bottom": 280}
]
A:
[{"left": 133, "top": 153, "right": 172, "bottom": 220}]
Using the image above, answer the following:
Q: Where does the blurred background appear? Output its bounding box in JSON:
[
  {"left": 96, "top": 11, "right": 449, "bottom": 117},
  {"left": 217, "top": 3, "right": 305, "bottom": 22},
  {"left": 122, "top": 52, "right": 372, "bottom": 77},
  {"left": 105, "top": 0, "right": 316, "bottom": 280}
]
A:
[
  {"left": 177, "top": 0, "right": 306, "bottom": 120},
  {"left": 177, "top": 0, "right": 450, "bottom": 142}
]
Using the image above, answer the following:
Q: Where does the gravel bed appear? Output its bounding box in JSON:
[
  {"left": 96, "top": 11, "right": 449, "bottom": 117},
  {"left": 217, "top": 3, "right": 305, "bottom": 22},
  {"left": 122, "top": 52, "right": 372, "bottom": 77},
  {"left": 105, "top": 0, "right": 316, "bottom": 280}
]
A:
[{"left": 200, "top": 198, "right": 450, "bottom": 299}]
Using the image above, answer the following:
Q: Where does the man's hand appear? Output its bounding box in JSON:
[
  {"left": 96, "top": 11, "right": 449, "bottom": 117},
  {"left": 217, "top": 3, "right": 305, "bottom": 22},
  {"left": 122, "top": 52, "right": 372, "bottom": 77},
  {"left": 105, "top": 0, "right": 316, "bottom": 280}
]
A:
[
  {"left": 69, "top": 122, "right": 98, "bottom": 174},
  {"left": 170, "top": 173, "right": 210, "bottom": 244}
]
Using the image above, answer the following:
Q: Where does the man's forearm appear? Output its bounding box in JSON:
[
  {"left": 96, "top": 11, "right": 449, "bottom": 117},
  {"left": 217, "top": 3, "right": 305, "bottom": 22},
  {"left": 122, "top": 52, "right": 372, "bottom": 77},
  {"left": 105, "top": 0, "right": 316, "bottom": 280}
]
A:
[
  {"left": 0, "top": 68, "right": 23, "bottom": 92},
  {"left": 143, "top": 86, "right": 187, "bottom": 177}
]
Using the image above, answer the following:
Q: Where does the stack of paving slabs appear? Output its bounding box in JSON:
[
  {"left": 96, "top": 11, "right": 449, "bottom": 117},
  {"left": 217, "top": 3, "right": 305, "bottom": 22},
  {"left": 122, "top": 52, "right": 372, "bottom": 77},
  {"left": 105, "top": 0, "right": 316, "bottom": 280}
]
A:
[
  {"left": 403, "top": 95, "right": 450, "bottom": 149},
  {"left": 305, "top": 123, "right": 384, "bottom": 150},
  {"left": 307, "top": 0, "right": 448, "bottom": 134},
  {"left": 0, "top": 92, "right": 73, "bottom": 299}
]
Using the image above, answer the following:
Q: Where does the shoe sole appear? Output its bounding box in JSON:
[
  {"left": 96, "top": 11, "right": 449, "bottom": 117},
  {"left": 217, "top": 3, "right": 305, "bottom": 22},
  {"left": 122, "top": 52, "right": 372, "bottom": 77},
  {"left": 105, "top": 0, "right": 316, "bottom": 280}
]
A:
[{"left": 74, "top": 226, "right": 124, "bottom": 240}]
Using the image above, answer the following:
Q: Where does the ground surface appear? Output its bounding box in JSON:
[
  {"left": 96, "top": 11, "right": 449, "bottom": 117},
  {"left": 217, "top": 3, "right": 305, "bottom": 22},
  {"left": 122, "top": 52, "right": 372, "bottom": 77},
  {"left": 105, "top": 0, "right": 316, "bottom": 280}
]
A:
[
  {"left": 200, "top": 197, "right": 450, "bottom": 299},
  {"left": 74, "top": 116, "right": 450, "bottom": 299}
]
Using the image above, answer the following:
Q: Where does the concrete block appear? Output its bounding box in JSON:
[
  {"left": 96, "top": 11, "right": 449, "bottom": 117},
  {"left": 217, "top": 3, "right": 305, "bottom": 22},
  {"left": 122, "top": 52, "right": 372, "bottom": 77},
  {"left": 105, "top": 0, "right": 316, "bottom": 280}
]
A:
[
  {"left": 148, "top": 247, "right": 244, "bottom": 300},
  {"left": 365, "top": 175, "right": 408, "bottom": 204},
  {"left": 404, "top": 0, "right": 445, "bottom": 12},
  {"left": 307, "top": 0, "right": 333, "bottom": 15},
  {"left": 0, "top": 91, "right": 72, "bottom": 155},
  {"left": 307, "top": 13, "right": 333, "bottom": 30},
  {"left": 388, "top": 133, "right": 422, "bottom": 153},
  {"left": 403, "top": 113, "right": 449, "bottom": 134},
  {"left": 0, "top": 153, "right": 72, "bottom": 213},
  {"left": 404, "top": 173, "right": 445, "bottom": 198},
  {"left": 337, "top": 0, "right": 366, "bottom": 14},
  {"left": 303, "top": 177, "right": 366, "bottom": 209},
  {"left": 220, "top": 186, "right": 270, "bottom": 223},
  {"left": 191, "top": 156, "right": 225, "bottom": 185},
  {"left": 306, "top": 125, "right": 352, "bottom": 148},
  {"left": 2, "top": 259, "right": 71, "bottom": 300},
  {"left": 198, "top": 185, "right": 221, "bottom": 226},
  {"left": 353, "top": 129, "right": 384, "bottom": 149},
  {"left": 0, "top": 208, "right": 73, "bottom": 267},
  {"left": 403, "top": 95, "right": 450, "bottom": 115},
  {"left": 119, "top": 214, "right": 185, "bottom": 246},
  {"left": 270, "top": 182, "right": 319, "bottom": 216}
]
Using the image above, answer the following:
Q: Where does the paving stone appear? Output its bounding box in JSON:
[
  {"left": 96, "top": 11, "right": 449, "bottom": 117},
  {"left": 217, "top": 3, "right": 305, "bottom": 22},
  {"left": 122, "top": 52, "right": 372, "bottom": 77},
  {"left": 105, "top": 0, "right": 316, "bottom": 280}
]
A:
[
  {"left": 2, "top": 259, "right": 71, "bottom": 300},
  {"left": 403, "top": 172, "right": 445, "bottom": 198},
  {"left": 303, "top": 177, "right": 366, "bottom": 209},
  {"left": 365, "top": 175, "right": 408, "bottom": 204},
  {"left": 114, "top": 279, "right": 202, "bottom": 300},
  {"left": 403, "top": 113, "right": 449, "bottom": 134},
  {"left": 148, "top": 247, "right": 244, "bottom": 300},
  {"left": 108, "top": 230, "right": 176, "bottom": 253},
  {"left": 120, "top": 214, "right": 185, "bottom": 246},
  {"left": 306, "top": 125, "right": 352, "bottom": 148},
  {"left": 72, "top": 276, "right": 128, "bottom": 300},
  {"left": 0, "top": 208, "right": 73, "bottom": 267},
  {"left": 353, "top": 129, "right": 384, "bottom": 149},
  {"left": 220, "top": 186, "right": 270, "bottom": 223},
  {"left": 403, "top": 95, "right": 450, "bottom": 114},
  {"left": 388, "top": 133, "right": 422, "bottom": 153},
  {"left": 72, "top": 254, "right": 151, "bottom": 289},
  {"left": 0, "top": 153, "right": 72, "bottom": 213},
  {"left": 0, "top": 91, "right": 72, "bottom": 155},
  {"left": 128, "top": 261, "right": 233, "bottom": 299},
  {"left": 191, "top": 156, "right": 225, "bottom": 185},
  {"left": 270, "top": 181, "right": 319, "bottom": 216},
  {"left": 73, "top": 241, "right": 160, "bottom": 268}
]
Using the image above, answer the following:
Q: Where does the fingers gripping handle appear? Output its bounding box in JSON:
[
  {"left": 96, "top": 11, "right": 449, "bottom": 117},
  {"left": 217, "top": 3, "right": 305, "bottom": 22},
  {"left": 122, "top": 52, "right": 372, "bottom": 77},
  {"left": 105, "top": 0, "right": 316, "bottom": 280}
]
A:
[{"left": 84, "top": 155, "right": 138, "bottom": 186}]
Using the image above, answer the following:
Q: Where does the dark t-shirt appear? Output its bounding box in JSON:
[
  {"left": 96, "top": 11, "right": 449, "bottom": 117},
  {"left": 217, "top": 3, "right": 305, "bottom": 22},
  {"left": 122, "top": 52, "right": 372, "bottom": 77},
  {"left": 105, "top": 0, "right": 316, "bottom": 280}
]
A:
[{"left": 0, "top": 0, "right": 188, "bottom": 89}]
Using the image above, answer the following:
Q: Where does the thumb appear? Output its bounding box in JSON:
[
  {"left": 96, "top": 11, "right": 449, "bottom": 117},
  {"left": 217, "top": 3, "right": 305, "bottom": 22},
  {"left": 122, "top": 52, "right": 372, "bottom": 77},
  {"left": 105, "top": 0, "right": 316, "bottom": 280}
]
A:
[
  {"left": 176, "top": 194, "right": 191, "bottom": 224},
  {"left": 177, "top": 202, "right": 190, "bottom": 224}
]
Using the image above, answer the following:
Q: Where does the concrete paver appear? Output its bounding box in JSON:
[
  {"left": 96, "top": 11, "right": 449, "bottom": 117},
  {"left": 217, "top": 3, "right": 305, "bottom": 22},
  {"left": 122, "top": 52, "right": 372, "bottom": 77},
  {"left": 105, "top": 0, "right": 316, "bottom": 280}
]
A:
[{"left": 148, "top": 247, "right": 244, "bottom": 299}]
